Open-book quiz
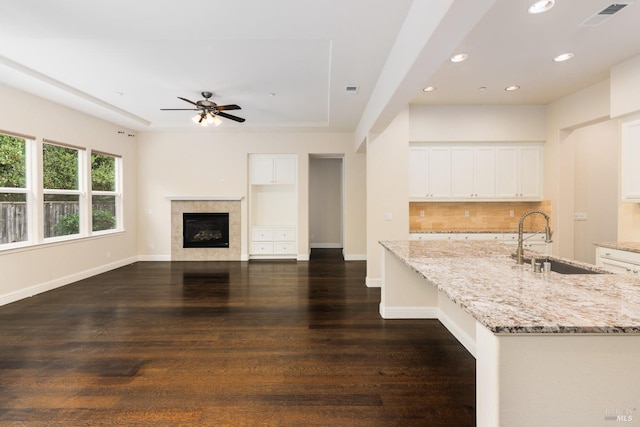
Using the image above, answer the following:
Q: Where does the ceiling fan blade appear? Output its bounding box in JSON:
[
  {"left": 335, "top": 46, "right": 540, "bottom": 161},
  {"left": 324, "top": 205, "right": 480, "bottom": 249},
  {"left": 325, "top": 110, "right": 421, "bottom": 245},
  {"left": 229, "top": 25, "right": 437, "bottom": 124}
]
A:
[
  {"left": 177, "top": 97, "right": 199, "bottom": 107},
  {"left": 216, "top": 104, "right": 241, "bottom": 111},
  {"left": 160, "top": 108, "right": 199, "bottom": 111},
  {"left": 216, "top": 111, "right": 246, "bottom": 123}
]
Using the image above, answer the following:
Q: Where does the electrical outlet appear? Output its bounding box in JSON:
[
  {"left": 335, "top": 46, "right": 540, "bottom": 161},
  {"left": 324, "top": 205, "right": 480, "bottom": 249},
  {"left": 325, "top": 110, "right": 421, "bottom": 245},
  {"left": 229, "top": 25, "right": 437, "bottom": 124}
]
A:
[
  {"left": 106, "top": 251, "right": 111, "bottom": 258},
  {"left": 384, "top": 212, "right": 393, "bottom": 221},
  {"left": 574, "top": 212, "right": 588, "bottom": 221},
  {"left": 464, "top": 210, "right": 470, "bottom": 217},
  {"left": 419, "top": 210, "right": 425, "bottom": 217},
  {"left": 509, "top": 210, "right": 514, "bottom": 217}
]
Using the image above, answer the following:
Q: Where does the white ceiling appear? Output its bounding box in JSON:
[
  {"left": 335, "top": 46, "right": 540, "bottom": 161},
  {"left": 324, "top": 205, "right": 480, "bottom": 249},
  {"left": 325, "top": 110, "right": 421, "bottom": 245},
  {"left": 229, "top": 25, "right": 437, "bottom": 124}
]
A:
[{"left": 0, "top": 1, "right": 639, "bottom": 133}]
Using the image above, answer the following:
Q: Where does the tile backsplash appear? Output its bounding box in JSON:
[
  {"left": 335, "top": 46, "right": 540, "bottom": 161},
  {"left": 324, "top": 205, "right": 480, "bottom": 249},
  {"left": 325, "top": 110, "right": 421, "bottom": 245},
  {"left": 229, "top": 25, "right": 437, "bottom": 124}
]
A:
[{"left": 409, "top": 200, "right": 552, "bottom": 232}]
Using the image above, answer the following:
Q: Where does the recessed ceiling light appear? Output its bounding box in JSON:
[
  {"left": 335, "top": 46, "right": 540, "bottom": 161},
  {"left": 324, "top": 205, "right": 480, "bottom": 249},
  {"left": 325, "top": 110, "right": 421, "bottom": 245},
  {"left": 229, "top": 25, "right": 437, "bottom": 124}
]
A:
[
  {"left": 423, "top": 86, "right": 437, "bottom": 92},
  {"left": 450, "top": 53, "right": 468, "bottom": 63},
  {"left": 505, "top": 85, "right": 520, "bottom": 91},
  {"left": 553, "top": 52, "right": 574, "bottom": 62},
  {"left": 479, "top": 86, "right": 488, "bottom": 92},
  {"left": 528, "top": 0, "right": 555, "bottom": 14}
]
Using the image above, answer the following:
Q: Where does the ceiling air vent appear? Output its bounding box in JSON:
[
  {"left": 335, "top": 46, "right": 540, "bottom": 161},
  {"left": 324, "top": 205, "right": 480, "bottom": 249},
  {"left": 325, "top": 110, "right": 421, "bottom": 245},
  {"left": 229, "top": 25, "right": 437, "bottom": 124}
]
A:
[
  {"left": 345, "top": 86, "right": 359, "bottom": 95},
  {"left": 579, "top": 3, "right": 630, "bottom": 26}
]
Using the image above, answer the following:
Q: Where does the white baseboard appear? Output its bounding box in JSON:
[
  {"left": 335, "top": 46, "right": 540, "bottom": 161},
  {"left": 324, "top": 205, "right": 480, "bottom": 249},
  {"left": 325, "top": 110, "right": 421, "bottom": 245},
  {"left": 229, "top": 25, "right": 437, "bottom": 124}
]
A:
[
  {"left": 0, "top": 256, "right": 138, "bottom": 307},
  {"left": 297, "top": 253, "right": 310, "bottom": 261},
  {"left": 366, "top": 277, "right": 382, "bottom": 288},
  {"left": 310, "top": 243, "right": 342, "bottom": 248},
  {"left": 379, "top": 305, "right": 439, "bottom": 319},
  {"left": 137, "top": 254, "right": 171, "bottom": 261},
  {"left": 343, "top": 253, "right": 366, "bottom": 261}
]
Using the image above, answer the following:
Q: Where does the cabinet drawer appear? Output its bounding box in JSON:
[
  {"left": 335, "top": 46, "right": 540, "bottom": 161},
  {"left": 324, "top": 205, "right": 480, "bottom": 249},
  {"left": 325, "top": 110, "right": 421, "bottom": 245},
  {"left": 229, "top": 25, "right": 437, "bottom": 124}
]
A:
[
  {"left": 251, "top": 228, "right": 274, "bottom": 241},
  {"left": 274, "top": 228, "right": 296, "bottom": 241},
  {"left": 251, "top": 242, "right": 274, "bottom": 254},
  {"left": 597, "top": 247, "right": 640, "bottom": 265},
  {"left": 459, "top": 233, "right": 502, "bottom": 241},
  {"left": 274, "top": 242, "right": 295, "bottom": 254}
]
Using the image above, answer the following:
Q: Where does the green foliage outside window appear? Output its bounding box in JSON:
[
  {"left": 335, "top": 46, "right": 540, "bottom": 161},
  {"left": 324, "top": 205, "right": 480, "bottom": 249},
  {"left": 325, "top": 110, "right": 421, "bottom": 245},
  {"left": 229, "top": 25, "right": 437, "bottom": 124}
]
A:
[
  {"left": 0, "top": 134, "right": 26, "bottom": 202},
  {"left": 91, "top": 153, "right": 116, "bottom": 191},
  {"left": 43, "top": 143, "right": 78, "bottom": 190}
]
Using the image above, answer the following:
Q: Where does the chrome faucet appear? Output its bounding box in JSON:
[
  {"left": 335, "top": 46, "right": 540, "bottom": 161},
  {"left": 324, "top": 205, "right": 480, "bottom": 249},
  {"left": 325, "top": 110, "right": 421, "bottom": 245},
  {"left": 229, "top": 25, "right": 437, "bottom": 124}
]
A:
[{"left": 516, "top": 209, "right": 553, "bottom": 264}]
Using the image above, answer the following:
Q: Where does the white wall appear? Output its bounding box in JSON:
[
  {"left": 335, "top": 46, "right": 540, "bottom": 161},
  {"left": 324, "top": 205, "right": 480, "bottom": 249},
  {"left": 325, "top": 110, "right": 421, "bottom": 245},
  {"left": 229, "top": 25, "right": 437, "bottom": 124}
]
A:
[
  {"left": 0, "top": 85, "right": 138, "bottom": 305},
  {"left": 135, "top": 131, "right": 366, "bottom": 261},
  {"left": 571, "top": 121, "right": 619, "bottom": 264}
]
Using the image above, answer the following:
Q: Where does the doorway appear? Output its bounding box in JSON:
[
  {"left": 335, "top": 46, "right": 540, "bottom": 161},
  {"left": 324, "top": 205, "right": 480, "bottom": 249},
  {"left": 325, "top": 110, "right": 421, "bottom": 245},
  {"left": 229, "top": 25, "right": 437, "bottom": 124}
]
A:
[{"left": 309, "top": 155, "right": 344, "bottom": 249}]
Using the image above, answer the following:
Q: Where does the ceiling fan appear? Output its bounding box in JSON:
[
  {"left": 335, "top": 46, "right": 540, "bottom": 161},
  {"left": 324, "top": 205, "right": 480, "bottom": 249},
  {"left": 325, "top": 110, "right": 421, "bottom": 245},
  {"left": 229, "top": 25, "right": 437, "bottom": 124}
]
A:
[{"left": 161, "top": 91, "right": 245, "bottom": 125}]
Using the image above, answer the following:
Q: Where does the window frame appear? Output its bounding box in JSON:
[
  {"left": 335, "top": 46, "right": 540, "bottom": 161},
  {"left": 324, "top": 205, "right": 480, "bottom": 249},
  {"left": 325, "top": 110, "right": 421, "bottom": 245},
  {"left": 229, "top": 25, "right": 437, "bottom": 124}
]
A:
[
  {"left": 42, "top": 139, "right": 86, "bottom": 241},
  {"left": 0, "top": 130, "right": 33, "bottom": 249},
  {"left": 90, "top": 150, "right": 123, "bottom": 235}
]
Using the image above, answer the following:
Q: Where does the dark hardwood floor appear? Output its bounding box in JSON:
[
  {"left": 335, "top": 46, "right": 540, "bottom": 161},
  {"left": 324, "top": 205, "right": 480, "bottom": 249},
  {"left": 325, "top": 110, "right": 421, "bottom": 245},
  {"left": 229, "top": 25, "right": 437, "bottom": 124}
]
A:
[{"left": 0, "top": 249, "right": 475, "bottom": 426}]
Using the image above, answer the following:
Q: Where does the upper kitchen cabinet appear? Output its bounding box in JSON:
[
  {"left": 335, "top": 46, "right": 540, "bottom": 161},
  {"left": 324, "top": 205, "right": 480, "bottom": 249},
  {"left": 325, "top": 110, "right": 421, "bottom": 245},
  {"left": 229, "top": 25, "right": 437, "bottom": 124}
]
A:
[
  {"left": 409, "top": 142, "right": 543, "bottom": 202},
  {"left": 250, "top": 154, "right": 297, "bottom": 185},
  {"left": 622, "top": 119, "right": 640, "bottom": 201},
  {"left": 495, "top": 144, "right": 542, "bottom": 200},
  {"left": 409, "top": 146, "right": 452, "bottom": 199}
]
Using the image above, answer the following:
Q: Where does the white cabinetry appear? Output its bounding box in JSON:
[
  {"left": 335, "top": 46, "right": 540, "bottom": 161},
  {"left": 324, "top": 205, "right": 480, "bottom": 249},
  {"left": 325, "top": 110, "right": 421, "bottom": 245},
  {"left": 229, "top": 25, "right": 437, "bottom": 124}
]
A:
[
  {"left": 409, "top": 232, "right": 551, "bottom": 254},
  {"left": 410, "top": 143, "right": 542, "bottom": 201},
  {"left": 495, "top": 145, "right": 542, "bottom": 200},
  {"left": 251, "top": 155, "right": 296, "bottom": 185},
  {"left": 596, "top": 247, "right": 640, "bottom": 276},
  {"left": 409, "top": 147, "right": 451, "bottom": 199},
  {"left": 249, "top": 154, "right": 297, "bottom": 259},
  {"left": 621, "top": 120, "right": 640, "bottom": 201},
  {"left": 451, "top": 147, "right": 496, "bottom": 198}
]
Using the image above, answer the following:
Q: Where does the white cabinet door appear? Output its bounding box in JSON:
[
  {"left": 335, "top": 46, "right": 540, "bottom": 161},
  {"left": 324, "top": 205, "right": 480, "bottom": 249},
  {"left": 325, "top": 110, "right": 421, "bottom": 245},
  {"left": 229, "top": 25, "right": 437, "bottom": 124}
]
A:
[
  {"left": 409, "top": 148, "right": 428, "bottom": 198},
  {"left": 519, "top": 146, "right": 542, "bottom": 199},
  {"left": 451, "top": 147, "right": 474, "bottom": 198},
  {"left": 251, "top": 157, "right": 276, "bottom": 184},
  {"left": 474, "top": 147, "right": 496, "bottom": 198},
  {"left": 622, "top": 120, "right": 640, "bottom": 201},
  {"left": 495, "top": 147, "right": 519, "bottom": 198},
  {"left": 428, "top": 147, "right": 452, "bottom": 198},
  {"left": 495, "top": 145, "right": 542, "bottom": 200},
  {"left": 273, "top": 157, "right": 296, "bottom": 184}
]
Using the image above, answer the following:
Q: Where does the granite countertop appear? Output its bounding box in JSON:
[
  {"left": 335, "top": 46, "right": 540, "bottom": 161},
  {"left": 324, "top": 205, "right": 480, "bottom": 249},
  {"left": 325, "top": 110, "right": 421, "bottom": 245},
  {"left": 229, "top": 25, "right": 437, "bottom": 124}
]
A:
[
  {"left": 594, "top": 241, "right": 640, "bottom": 254},
  {"left": 380, "top": 240, "right": 640, "bottom": 334}
]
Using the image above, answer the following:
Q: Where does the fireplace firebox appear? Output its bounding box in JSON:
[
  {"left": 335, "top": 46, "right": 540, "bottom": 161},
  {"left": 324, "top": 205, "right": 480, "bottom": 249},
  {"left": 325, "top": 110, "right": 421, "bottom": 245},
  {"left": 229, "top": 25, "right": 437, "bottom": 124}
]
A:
[{"left": 183, "top": 213, "right": 229, "bottom": 248}]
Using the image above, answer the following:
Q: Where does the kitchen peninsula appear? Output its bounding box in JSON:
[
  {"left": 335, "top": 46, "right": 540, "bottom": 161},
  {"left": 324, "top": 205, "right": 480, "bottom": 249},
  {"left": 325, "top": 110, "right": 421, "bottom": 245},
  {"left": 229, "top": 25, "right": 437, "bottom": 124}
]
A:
[{"left": 380, "top": 240, "right": 640, "bottom": 427}]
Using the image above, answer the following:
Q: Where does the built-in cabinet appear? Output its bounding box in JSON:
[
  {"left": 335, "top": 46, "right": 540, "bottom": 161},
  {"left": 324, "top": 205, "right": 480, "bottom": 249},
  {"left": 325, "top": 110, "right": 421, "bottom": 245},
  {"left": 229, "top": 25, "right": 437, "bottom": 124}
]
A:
[
  {"left": 596, "top": 247, "right": 640, "bottom": 276},
  {"left": 249, "top": 154, "right": 298, "bottom": 259},
  {"left": 410, "top": 232, "right": 551, "bottom": 254},
  {"left": 409, "top": 143, "right": 543, "bottom": 201},
  {"left": 621, "top": 119, "right": 640, "bottom": 201}
]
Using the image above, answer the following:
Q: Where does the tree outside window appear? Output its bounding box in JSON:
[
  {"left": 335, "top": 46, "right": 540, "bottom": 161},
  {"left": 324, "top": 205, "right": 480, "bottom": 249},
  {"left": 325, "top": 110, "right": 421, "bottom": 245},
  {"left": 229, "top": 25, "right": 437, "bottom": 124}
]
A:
[
  {"left": 0, "top": 133, "right": 28, "bottom": 244},
  {"left": 43, "top": 143, "right": 81, "bottom": 238},
  {"left": 91, "top": 152, "right": 118, "bottom": 232}
]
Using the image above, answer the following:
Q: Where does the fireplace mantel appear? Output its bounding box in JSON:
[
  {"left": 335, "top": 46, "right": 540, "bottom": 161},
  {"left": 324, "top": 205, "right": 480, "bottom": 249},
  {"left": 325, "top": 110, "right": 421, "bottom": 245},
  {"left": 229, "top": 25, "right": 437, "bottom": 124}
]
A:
[{"left": 166, "top": 196, "right": 244, "bottom": 201}]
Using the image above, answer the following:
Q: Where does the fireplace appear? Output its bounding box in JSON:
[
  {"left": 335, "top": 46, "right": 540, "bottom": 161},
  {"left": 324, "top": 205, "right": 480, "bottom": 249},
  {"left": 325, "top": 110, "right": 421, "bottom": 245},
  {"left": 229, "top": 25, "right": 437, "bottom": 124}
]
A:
[{"left": 183, "top": 213, "right": 229, "bottom": 248}]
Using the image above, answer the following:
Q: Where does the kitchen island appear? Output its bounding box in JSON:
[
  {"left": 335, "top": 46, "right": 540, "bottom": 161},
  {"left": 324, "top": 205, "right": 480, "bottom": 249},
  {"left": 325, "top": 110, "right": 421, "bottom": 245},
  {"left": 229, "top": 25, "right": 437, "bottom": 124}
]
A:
[{"left": 380, "top": 240, "right": 640, "bottom": 427}]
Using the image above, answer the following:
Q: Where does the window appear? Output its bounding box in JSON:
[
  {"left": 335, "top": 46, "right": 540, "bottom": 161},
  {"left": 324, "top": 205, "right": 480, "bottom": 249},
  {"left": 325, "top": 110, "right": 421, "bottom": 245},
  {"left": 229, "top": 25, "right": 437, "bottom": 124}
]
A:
[
  {"left": 91, "top": 152, "right": 120, "bottom": 232},
  {"left": 0, "top": 132, "right": 29, "bottom": 245},
  {"left": 43, "top": 141, "right": 83, "bottom": 238}
]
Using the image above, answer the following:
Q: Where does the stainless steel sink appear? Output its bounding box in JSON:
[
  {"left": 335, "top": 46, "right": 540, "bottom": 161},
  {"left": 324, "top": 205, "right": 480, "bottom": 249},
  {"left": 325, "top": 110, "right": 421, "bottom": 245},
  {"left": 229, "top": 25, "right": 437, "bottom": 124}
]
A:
[{"left": 523, "top": 257, "right": 608, "bottom": 275}]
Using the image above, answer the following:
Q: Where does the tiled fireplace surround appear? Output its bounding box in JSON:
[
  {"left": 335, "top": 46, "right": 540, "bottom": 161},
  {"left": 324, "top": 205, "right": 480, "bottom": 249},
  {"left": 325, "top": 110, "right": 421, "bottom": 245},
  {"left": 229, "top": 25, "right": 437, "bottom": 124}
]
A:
[{"left": 170, "top": 197, "right": 241, "bottom": 261}]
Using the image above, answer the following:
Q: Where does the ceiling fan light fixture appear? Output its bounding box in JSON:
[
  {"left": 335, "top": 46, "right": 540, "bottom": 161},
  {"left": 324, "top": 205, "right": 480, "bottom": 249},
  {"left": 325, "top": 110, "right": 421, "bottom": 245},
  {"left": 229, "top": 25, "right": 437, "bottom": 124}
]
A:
[
  {"left": 210, "top": 113, "right": 223, "bottom": 126},
  {"left": 192, "top": 114, "right": 202, "bottom": 124}
]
